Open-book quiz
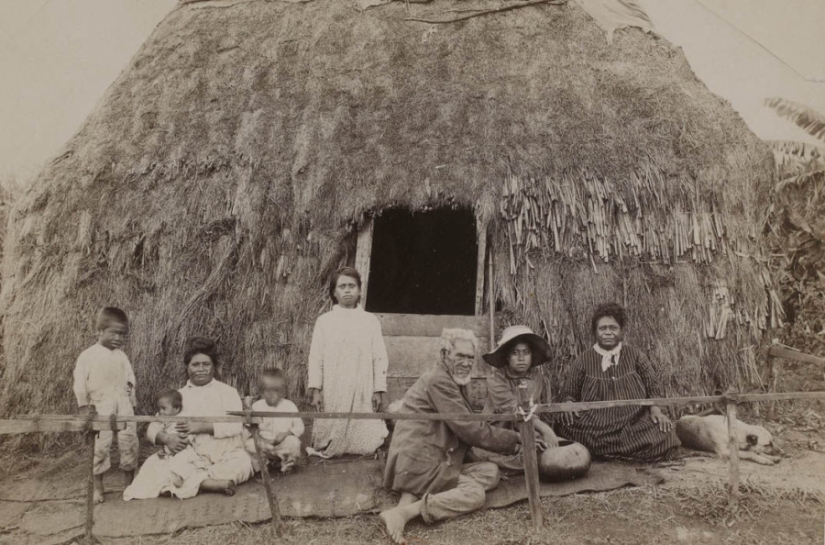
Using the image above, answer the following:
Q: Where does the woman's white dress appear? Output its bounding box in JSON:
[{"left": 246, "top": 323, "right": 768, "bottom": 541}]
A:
[
  {"left": 123, "top": 379, "right": 253, "bottom": 500},
  {"left": 307, "top": 305, "right": 389, "bottom": 456}
]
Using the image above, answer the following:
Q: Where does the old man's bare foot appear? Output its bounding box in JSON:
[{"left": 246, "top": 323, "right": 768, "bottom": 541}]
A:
[
  {"left": 379, "top": 507, "right": 409, "bottom": 544},
  {"left": 379, "top": 496, "right": 422, "bottom": 545}
]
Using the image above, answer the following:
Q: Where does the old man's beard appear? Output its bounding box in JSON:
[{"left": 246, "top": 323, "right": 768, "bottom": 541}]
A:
[{"left": 450, "top": 368, "right": 473, "bottom": 386}]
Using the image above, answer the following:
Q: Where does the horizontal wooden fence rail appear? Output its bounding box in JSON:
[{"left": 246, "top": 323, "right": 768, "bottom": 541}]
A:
[
  {"left": 6, "top": 391, "right": 824, "bottom": 434},
  {"left": 1, "top": 389, "right": 823, "bottom": 543}
]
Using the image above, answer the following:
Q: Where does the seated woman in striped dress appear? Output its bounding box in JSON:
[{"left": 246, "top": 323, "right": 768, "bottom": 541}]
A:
[{"left": 556, "top": 303, "right": 680, "bottom": 462}]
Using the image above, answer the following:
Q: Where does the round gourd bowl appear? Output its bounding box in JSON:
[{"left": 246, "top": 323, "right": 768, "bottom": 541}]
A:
[{"left": 538, "top": 439, "right": 591, "bottom": 482}]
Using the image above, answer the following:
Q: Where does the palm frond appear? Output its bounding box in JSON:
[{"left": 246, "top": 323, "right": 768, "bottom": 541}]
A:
[
  {"left": 765, "top": 98, "right": 825, "bottom": 142},
  {"left": 768, "top": 140, "right": 825, "bottom": 181},
  {"left": 776, "top": 169, "right": 825, "bottom": 193}
]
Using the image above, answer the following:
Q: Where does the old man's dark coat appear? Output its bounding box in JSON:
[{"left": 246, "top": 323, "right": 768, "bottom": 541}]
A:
[{"left": 383, "top": 362, "right": 521, "bottom": 497}]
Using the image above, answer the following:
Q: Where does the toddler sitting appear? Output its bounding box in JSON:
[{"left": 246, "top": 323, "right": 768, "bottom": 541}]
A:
[{"left": 246, "top": 368, "right": 304, "bottom": 473}]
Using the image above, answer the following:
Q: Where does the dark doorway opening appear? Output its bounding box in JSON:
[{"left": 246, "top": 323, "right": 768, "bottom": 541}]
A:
[{"left": 365, "top": 208, "right": 477, "bottom": 315}]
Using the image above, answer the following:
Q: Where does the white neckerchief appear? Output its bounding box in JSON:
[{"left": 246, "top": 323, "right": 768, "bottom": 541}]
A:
[{"left": 594, "top": 342, "right": 623, "bottom": 373}]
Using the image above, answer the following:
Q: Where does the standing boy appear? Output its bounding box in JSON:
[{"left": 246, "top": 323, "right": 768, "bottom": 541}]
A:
[
  {"left": 73, "top": 307, "right": 138, "bottom": 503},
  {"left": 246, "top": 368, "right": 303, "bottom": 473}
]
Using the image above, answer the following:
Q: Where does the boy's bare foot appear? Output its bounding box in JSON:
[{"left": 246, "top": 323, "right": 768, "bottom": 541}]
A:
[
  {"left": 223, "top": 485, "right": 236, "bottom": 497},
  {"left": 93, "top": 476, "right": 105, "bottom": 504},
  {"left": 379, "top": 508, "right": 407, "bottom": 544}
]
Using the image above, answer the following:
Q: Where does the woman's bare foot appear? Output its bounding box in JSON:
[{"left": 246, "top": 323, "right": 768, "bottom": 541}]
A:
[
  {"left": 200, "top": 478, "right": 235, "bottom": 496},
  {"left": 93, "top": 475, "right": 105, "bottom": 504}
]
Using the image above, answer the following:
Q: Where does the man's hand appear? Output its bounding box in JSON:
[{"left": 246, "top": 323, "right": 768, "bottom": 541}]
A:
[
  {"left": 650, "top": 406, "right": 673, "bottom": 433},
  {"left": 159, "top": 431, "right": 189, "bottom": 454},
  {"left": 177, "top": 421, "right": 213, "bottom": 435},
  {"left": 372, "top": 392, "right": 387, "bottom": 413},
  {"left": 78, "top": 405, "right": 94, "bottom": 418},
  {"left": 534, "top": 432, "right": 549, "bottom": 452},
  {"left": 539, "top": 426, "right": 560, "bottom": 449},
  {"left": 308, "top": 388, "right": 323, "bottom": 411}
]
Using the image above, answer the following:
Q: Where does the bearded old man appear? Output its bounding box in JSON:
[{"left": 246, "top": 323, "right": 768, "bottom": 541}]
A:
[{"left": 380, "top": 328, "right": 529, "bottom": 544}]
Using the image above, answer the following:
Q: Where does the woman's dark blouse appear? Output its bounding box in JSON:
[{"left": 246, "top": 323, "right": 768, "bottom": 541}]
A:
[{"left": 556, "top": 344, "right": 680, "bottom": 461}]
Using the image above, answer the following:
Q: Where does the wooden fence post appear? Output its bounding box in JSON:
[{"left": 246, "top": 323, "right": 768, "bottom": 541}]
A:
[
  {"left": 518, "top": 419, "right": 544, "bottom": 530},
  {"left": 726, "top": 400, "right": 740, "bottom": 511},
  {"left": 244, "top": 400, "right": 283, "bottom": 538},
  {"left": 84, "top": 412, "right": 96, "bottom": 545}
]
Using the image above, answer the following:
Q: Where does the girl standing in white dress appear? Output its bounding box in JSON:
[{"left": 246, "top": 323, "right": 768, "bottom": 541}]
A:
[{"left": 307, "top": 267, "right": 389, "bottom": 456}]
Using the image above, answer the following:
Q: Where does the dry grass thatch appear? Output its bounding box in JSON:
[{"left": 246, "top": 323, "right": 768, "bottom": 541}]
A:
[{"left": 0, "top": 0, "right": 776, "bottom": 432}]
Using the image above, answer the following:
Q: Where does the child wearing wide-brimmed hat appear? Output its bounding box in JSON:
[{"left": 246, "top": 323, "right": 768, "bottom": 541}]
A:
[{"left": 472, "top": 325, "right": 559, "bottom": 472}]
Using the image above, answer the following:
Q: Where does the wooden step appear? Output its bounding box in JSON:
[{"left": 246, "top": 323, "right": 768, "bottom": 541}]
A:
[
  {"left": 376, "top": 313, "right": 488, "bottom": 339},
  {"left": 378, "top": 313, "right": 493, "bottom": 410}
]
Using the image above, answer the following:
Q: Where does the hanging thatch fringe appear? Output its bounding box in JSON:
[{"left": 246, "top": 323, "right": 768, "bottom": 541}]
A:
[
  {"left": 500, "top": 166, "right": 785, "bottom": 335},
  {"left": 501, "top": 167, "right": 732, "bottom": 265}
]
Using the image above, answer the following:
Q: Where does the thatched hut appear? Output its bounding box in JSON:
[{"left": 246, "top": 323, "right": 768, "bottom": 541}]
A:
[{"left": 0, "top": 0, "right": 779, "bottom": 423}]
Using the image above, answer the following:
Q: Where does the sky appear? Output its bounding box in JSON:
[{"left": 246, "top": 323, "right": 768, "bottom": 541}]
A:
[{"left": 0, "top": 0, "right": 823, "bottom": 182}]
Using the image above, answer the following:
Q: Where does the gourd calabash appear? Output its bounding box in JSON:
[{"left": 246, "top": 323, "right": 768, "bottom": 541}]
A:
[{"left": 538, "top": 440, "right": 591, "bottom": 482}]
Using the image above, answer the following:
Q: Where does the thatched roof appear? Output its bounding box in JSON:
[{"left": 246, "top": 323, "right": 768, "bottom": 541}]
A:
[{"left": 0, "top": 0, "right": 776, "bottom": 421}]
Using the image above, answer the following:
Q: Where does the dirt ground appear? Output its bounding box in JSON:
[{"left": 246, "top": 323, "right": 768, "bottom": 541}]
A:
[{"left": 1, "top": 404, "right": 823, "bottom": 545}]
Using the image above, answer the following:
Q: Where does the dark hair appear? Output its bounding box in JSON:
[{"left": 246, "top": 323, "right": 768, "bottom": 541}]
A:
[
  {"left": 260, "top": 367, "right": 285, "bottom": 382},
  {"left": 328, "top": 267, "right": 362, "bottom": 303},
  {"left": 591, "top": 303, "right": 626, "bottom": 334},
  {"left": 156, "top": 388, "right": 182, "bottom": 409},
  {"left": 183, "top": 336, "right": 220, "bottom": 367},
  {"left": 505, "top": 339, "right": 534, "bottom": 356},
  {"left": 96, "top": 307, "right": 128, "bottom": 331}
]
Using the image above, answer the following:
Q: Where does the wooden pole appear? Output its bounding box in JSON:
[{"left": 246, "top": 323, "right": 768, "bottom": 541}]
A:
[
  {"left": 243, "top": 398, "right": 283, "bottom": 537},
  {"left": 518, "top": 418, "right": 544, "bottom": 530},
  {"left": 767, "top": 354, "right": 778, "bottom": 419},
  {"left": 251, "top": 425, "right": 284, "bottom": 537},
  {"left": 84, "top": 412, "right": 96, "bottom": 545},
  {"left": 488, "top": 240, "right": 495, "bottom": 347},
  {"left": 726, "top": 401, "right": 740, "bottom": 511}
]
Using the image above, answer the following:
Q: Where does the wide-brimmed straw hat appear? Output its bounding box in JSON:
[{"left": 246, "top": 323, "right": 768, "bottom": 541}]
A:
[{"left": 482, "top": 325, "right": 552, "bottom": 369}]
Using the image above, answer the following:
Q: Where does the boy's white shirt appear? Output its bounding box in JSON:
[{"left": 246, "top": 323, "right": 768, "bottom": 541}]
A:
[
  {"left": 72, "top": 342, "right": 136, "bottom": 407},
  {"left": 252, "top": 398, "right": 304, "bottom": 439}
]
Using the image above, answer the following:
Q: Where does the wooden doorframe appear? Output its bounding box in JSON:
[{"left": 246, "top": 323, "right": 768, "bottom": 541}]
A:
[
  {"left": 354, "top": 212, "right": 489, "bottom": 317},
  {"left": 474, "top": 220, "right": 488, "bottom": 317},
  {"left": 354, "top": 217, "right": 374, "bottom": 308}
]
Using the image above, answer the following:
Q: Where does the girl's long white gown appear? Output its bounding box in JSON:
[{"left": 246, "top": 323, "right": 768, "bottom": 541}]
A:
[{"left": 307, "top": 305, "right": 389, "bottom": 456}]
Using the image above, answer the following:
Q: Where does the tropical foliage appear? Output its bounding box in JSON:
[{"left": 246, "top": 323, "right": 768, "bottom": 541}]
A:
[{"left": 764, "top": 99, "right": 825, "bottom": 356}]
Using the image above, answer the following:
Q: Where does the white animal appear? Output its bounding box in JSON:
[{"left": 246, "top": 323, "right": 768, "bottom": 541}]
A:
[{"left": 676, "top": 414, "right": 782, "bottom": 465}]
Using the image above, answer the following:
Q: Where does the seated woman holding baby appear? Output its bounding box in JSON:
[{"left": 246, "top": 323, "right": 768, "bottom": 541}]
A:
[{"left": 124, "top": 337, "right": 253, "bottom": 500}]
